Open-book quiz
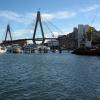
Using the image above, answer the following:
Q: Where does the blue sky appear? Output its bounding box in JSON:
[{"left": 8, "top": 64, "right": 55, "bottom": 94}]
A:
[{"left": 0, "top": 0, "right": 100, "bottom": 41}]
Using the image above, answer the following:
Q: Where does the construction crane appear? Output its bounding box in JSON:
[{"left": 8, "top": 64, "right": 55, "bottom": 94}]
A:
[
  {"left": 86, "top": 26, "right": 93, "bottom": 41},
  {"left": 86, "top": 13, "right": 98, "bottom": 41}
]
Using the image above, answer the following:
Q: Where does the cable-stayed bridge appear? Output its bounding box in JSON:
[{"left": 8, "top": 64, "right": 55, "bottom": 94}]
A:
[{"left": 0, "top": 11, "right": 63, "bottom": 46}]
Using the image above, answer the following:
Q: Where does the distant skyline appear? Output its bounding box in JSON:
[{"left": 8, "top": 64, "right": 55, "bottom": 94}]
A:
[{"left": 0, "top": 0, "right": 100, "bottom": 42}]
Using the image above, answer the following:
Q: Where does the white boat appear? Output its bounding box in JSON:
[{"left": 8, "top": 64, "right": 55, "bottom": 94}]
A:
[
  {"left": 0, "top": 46, "right": 7, "bottom": 53},
  {"left": 6, "top": 44, "right": 23, "bottom": 53}
]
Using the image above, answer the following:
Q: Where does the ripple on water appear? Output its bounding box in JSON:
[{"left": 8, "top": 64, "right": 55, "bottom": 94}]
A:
[{"left": 0, "top": 53, "right": 100, "bottom": 100}]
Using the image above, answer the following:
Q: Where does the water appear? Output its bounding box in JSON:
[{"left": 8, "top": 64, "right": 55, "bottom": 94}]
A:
[{"left": 0, "top": 53, "right": 100, "bottom": 100}]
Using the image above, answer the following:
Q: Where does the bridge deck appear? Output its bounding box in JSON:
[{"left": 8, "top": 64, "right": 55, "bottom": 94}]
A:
[
  {"left": 3, "top": 38, "right": 57, "bottom": 42},
  {"left": 0, "top": 38, "right": 58, "bottom": 45}
]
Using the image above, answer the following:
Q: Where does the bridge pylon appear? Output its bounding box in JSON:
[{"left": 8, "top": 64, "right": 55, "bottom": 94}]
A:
[
  {"left": 5, "top": 24, "right": 12, "bottom": 42},
  {"left": 33, "top": 11, "right": 45, "bottom": 44}
]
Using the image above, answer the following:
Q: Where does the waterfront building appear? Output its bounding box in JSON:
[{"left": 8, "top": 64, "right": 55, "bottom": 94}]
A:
[
  {"left": 92, "top": 30, "right": 100, "bottom": 47},
  {"left": 58, "top": 30, "right": 78, "bottom": 50},
  {"left": 57, "top": 24, "right": 100, "bottom": 50},
  {"left": 84, "top": 25, "right": 92, "bottom": 48},
  {"left": 72, "top": 27, "right": 78, "bottom": 49},
  {"left": 58, "top": 35, "right": 67, "bottom": 49},
  {"left": 46, "top": 39, "right": 59, "bottom": 50},
  {"left": 78, "top": 24, "right": 94, "bottom": 48},
  {"left": 78, "top": 24, "right": 85, "bottom": 48}
]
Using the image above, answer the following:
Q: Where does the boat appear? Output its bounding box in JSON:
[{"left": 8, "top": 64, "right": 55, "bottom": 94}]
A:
[
  {"left": 0, "top": 46, "right": 7, "bottom": 54},
  {"left": 72, "top": 47, "right": 100, "bottom": 56},
  {"left": 6, "top": 44, "right": 23, "bottom": 53}
]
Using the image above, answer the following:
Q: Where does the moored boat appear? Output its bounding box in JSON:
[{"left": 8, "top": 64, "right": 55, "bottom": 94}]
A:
[
  {"left": 0, "top": 46, "right": 7, "bottom": 54},
  {"left": 6, "top": 44, "right": 23, "bottom": 53}
]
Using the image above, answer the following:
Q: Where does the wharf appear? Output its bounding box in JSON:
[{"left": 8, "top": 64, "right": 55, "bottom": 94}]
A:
[{"left": 72, "top": 48, "right": 100, "bottom": 56}]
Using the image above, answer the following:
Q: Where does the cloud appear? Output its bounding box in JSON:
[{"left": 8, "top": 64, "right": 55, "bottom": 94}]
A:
[
  {"left": 0, "top": 28, "right": 34, "bottom": 42},
  {"left": 0, "top": 10, "right": 76, "bottom": 24},
  {"left": 41, "top": 13, "right": 54, "bottom": 21},
  {"left": 0, "top": 11, "right": 23, "bottom": 22},
  {"left": 12, "top": 28, "right": 67, "bottom": 40},
  {"left": 54, "top": 11, "right": 76, "bottom": 19},
  {"left": 45, "top": 31, "right": 68, "bottom": 38},
  {"left": 12, "top": 29, "right": 33, "bottom": 39},
  {"left": 41, "top": 11, "right": 76, "bottom": 21},
  {"left": 0, "top": 11, "right": 36, "bottom": 24},
  {"left": 0, "top": 4, "right": 99, "bottom": 24},
  {"left": 80, "top": 4, "right": 99, "bottom": 13}
]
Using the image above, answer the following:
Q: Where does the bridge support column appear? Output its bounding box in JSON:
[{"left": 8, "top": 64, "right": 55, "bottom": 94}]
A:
[{"left": 33, "top": 11, "right": 45, "bottom": 45}]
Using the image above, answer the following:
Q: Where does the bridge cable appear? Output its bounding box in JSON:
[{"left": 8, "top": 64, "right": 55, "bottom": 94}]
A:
[
  {"left": 44, "top": 18, "right": 64, "bottom": 35},
  {"left": 90, "top": 13, "right": 98, "bottom": 26},
  {"left": 43, "top": 21, "right": 55, "bottom": 38}
]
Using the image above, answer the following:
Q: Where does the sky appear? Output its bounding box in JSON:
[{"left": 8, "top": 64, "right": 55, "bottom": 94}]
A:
[{"left": 0, "top": 0, "right": 100, "bottom": 42}]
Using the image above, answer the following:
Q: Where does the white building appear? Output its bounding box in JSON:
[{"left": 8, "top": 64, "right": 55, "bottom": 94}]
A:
[
  {"left": 78, "top": 24, "right": 92, "bottom": 48},
  {"left": 84, "top": 25, "right": 92, "bottom": 48},
  {"left": 47, "top": 39, "right": 59, "bottom": 47},
  {"left": 78, "top": 24, "right": 85, "bottom": 47}
]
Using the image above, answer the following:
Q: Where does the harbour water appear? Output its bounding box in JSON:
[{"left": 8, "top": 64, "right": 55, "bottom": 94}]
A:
[{"left": 0, "top": 52, "right": 100, "bottom": 100}]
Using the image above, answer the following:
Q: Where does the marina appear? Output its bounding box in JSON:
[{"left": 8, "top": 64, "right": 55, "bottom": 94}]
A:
[{"left": 0, "top": 11, "right": 100, "bottom": 56}]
